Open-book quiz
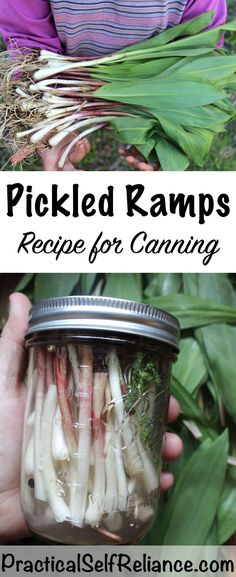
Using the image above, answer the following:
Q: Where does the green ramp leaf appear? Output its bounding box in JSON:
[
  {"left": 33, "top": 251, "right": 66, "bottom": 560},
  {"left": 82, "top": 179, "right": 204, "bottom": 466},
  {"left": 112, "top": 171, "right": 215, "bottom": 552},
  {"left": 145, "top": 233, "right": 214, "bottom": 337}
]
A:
[
  {"left": 119, "top": 12, "right": 215, "bottom": 53},
  {"left": 144, "top": 273, "right": 182, "bottom": 297},
  {"left": 34, "top": 273, "right": 80, "bottom": 301},
  {"left": 144, "top": 294, "right": 236, "bottom": 329},
  {"left": 102, "top": 273, "right": 142, "bottom": 301},
  {"left": 16, "top": 273, "right": 35, "bottom": 292},
  {"left": 110, "top": 117, "right": 155, "bottom": 145},
  {"left": 156, "top": 117, "right": 215, "bottom": 165},
  {"left": 161, "top": 431, "right": 228, "bottom": 544},
  {"left": 97, "top": 77, "right": 223, "bottom": 109},
  {"left": 188, "top": 274, "right": 236, "bottom": 422},
  {"left": 175, "top": 55, "right": 236, "bottom": 82},
  {"left": 155, "top": 137, "right": 190, "bottom": 170},
  {"left": 217, "top": 467, "right": 236, "bottom": 544},
  {"left": 172, "top": 337, "right": 208, "bottom": 394},
  {"left": 151, "top": 104, "right": 231, "bottom": 130},
  {"left": 171, "top": 376, "right": 216, "bottom": 440},
  {"left": 80, "top": 273, "right": 98, "bottom": 295}
]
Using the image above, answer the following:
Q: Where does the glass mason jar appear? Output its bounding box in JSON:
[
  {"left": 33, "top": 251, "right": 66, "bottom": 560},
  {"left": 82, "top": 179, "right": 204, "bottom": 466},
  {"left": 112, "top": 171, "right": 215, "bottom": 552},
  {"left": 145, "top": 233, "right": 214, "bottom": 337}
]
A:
[{"left": 22, "top": 296, "right": 179, "bottom": 545}]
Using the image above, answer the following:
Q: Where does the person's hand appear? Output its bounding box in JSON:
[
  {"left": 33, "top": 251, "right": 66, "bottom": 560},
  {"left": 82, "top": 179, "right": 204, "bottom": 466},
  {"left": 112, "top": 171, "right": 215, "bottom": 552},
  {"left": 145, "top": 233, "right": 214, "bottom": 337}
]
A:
[
  {"left": 0, "top": 293, "right": 182, "bottom": 543},
  {"left": 0, "top": 293, "right": 31, "bottom": 544},
  {"left": 161, "top": 397, "right": 183, "bottom": 491},
  {"left": 39, "top": 135, "right": 90, "bottom": 171},
  {"left": 119, "top": 145, "right": 157, "bottom": 171},
  {"left": 10, "top": 135, "right": 91, "bottom": 170}
]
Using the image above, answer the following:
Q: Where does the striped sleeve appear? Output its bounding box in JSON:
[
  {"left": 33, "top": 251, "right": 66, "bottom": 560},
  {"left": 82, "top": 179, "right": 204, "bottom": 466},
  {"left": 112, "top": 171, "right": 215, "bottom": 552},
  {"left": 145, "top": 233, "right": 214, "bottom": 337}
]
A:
[
  {"left": 0, "top": 0, "right": 63, "bottom": 53},
  {"left": 182, "top": 0, "right": 227, "bottom": 28},
  {"left": 182, "top": 0, "right": 227, "bottom": 46}
]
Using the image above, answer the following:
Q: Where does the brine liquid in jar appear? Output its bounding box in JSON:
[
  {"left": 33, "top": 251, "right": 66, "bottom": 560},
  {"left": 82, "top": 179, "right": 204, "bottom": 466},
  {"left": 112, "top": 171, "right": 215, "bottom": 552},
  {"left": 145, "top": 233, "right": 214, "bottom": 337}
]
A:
[{"left": 22, "top": 296, "right": 179, "bottom": 544}]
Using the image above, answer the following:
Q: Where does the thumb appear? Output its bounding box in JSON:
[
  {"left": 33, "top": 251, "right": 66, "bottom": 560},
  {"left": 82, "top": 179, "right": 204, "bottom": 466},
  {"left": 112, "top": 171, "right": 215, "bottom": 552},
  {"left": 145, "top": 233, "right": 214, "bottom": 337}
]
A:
[
  {"left": 0, "top": 293, "right": 31, "bottom": 394},
  {"left": 69, "top": 138, "right": 91, "bottom": 164},
  {"left": 1, "top": 293, "right": 31, "bottom": 346}
]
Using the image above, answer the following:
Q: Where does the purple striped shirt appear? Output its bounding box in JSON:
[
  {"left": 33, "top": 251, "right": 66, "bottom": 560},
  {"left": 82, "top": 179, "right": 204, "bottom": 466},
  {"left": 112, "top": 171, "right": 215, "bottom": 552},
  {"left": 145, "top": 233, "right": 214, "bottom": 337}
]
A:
[
  {"left": 51, "top": 0, "right": 188, "bottom": 56},
  {"left": 0, "top": 0, "right": 227, "bottom": 56}
]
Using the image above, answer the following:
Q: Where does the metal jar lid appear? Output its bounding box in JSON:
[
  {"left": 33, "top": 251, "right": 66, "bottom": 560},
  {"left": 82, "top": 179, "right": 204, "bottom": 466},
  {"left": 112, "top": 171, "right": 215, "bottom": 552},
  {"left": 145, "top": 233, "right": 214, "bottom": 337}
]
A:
[{"left": 26, "top": 296, "right": 180, "bottom": 352}]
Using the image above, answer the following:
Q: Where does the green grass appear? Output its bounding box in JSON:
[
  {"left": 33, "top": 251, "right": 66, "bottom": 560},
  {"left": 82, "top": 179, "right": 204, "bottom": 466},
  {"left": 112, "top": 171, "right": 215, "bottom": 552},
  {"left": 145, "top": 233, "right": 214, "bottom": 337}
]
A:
[{"left": 1, "top": 2, "right": 235, "bottom": 171}]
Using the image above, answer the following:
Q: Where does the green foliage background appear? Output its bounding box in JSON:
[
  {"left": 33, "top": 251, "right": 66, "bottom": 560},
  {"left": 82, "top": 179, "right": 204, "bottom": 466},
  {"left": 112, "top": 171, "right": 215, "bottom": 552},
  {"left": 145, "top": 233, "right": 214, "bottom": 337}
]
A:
[{"left": 4, "top": 271, "right": 236, "bottom": 546}]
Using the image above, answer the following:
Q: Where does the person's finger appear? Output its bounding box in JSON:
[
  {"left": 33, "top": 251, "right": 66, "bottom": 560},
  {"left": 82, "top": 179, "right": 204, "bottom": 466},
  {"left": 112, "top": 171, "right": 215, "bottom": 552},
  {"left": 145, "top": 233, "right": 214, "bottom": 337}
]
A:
[
  {"left": 0, "top": 490, "right": 31, "bottom": 544},
  {"left": 11, "top": 144, "right": 37, "bottom": 165},
  {"left": 160, "top": 471, "right": 174, "bottom": 492},
  {"left": 0, "top": 293, "right": 31, "bottom": 393},
  {"left": 119, "top": 146, "right": 130, "bottom": 155},
  {"left": 120, "top": 149, "right": 155, "bottom": 171},
  {"left": 168, "top": 396, "right": 180, "bottom": 423},
  {"left": 119, "top": 146, "right": 143, "bottom": 160},
  {"left": 119, "top": 146, "right": 159, "bottom": 171},
  {"left": 40, "top": 132, "right": 79, "bottom": 170},
  {"left": 162, "top": 432, "right": 183, "bottom": 461},
  {"left": 69, "top": 139, "right": 91, "bottom": 164},
  {"left": 119, "top": 146, "right": 134, "bottom": 158},
  {"left": 41, "top": 136, "right": 90, "bottom": 170},
  {"left": 39, "top": 136, "right": 59, "bottom": 171},
  {"left": 59, "top": 160, "right": 81, "bottom": 172},
  {"left": 136, "top": 161, "right": 154, "bottom": 171},
  {"left": 124, "top": 156, "right": 149, "bottom": 171},
  {"left": 124, "top": 154, "right": 137, "bottom": 166},
  {"left": 1, "top": 293, "right": 31, "bottom": 347},
  {"left": 41, "top": 150, "right": 58, "bottom": 171}
]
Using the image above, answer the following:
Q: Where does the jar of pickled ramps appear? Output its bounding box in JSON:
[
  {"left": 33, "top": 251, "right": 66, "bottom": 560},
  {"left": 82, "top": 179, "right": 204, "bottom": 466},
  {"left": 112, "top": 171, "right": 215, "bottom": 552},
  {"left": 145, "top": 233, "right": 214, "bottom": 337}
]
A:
[{"left": 22, "top": 296, "right": 180, "bottom": 545}]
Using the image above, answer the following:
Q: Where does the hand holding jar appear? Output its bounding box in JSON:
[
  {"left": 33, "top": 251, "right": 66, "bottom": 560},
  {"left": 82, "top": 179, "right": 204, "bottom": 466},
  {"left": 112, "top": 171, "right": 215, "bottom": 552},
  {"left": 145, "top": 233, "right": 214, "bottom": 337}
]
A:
[{"left": 0, "top": 293, "right": 182, "bottom": 544}]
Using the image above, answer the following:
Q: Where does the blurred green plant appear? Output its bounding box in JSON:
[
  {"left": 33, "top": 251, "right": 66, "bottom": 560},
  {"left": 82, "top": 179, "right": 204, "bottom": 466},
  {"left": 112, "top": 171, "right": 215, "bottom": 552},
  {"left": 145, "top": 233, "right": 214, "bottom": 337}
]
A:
[{"left": 13, "top": 271, "right": 236, "bottom": 545}]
